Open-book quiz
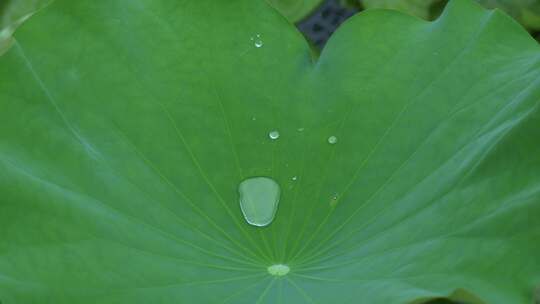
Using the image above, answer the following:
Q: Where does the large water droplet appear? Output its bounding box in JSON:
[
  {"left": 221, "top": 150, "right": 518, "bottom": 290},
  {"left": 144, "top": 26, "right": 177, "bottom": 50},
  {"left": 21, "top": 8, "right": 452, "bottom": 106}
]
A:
[
  {"left": 238, "top": 177, "right": 280, "bottom": 227},
  {"left": 267, "top": 264, "right": 290, "bottom": 276},
  {"left": 269, "top": 130, "right": 279, "bottom": 140},
  {"left": 251, "top": 34, "right": 263, "bottom": 48},
  {"left": 328, "top": 135, "right": 338, "bottom": 145}
]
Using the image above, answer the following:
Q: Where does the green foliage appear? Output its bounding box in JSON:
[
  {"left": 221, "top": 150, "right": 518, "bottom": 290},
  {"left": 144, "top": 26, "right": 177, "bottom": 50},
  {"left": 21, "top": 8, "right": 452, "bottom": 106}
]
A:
[
  {"left": 361, "top": 0, "right": 540, "bottom": 30},
  {"left": 267, "top": 0, "right": 323, "bottom": 22},
  {"left": 361, "top": 0, "right": 447, "bottom": 20},
  {"left": 1, "top": 0, "right": 539, "bottom": 303},
  {"left": 479, "top": 0, "right": 540, "bottom": 30}
]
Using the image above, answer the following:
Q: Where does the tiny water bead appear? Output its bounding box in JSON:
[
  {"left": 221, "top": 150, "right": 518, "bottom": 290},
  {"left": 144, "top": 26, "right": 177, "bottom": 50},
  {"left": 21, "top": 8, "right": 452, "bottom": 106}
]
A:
[
  {"left": 269, "top": 130, "right": 280, "bottom": 140},
  {"left": 292, "top": 176, "right": 297, "bottom": 181},
  {"left": 251, "top": 34, "right": 263, "bottom": 48},
  {"left": 328, "top": 135, "right": 338, "bottom": 144},
  {"left": 267, "top": 264, "right": 290, "bottom": 276},
  {"left": 297, "top": 127, "right": 304, "bottom": 132},
  {"left": 238, "top": 177, "right": 280, "bottom": 227},
  {"left": 330, "top": 193, "right": 339, "bottom": 207}
]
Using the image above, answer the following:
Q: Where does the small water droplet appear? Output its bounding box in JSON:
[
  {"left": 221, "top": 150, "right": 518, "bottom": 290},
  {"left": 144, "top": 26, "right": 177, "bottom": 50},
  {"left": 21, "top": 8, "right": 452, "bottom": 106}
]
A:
[
  {"left": 297, "top": 127, "right": 304, "bottom": 132},
  {"left": 328, "top": 135, "right": 338, "bottom": 145},
  {"left": 238, "top": 177, "right": 280, "bottom": 227},
  {"left": 267, "top": 264, "right": 290, "bottom": 276},
  {"left": 252, "top": 117, "right": 257, "bottom": 121},
  {"left": 330, "top": 193, "right": 339, "bottom": 207},
  {"left": 292, "top": 176, "right": 297, "bottom": 181},
  {"left": 251, "top": 34, "right": 263, "bottom": 48},
  {"left": 269, "top": 130, "right": 279, "bottom": 140}
]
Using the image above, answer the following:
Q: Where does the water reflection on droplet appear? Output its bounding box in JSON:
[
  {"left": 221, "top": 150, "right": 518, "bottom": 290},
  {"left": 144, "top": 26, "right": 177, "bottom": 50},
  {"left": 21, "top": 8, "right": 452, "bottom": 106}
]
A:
[
  {"left": 330, "top": 193, "right": 339, "bottom": 207},
  {"left": 251, "top": 34, "right": 263, "bottom": 48},
  {"left": 328, "top": 135, "right": 338, "bottom": 145},
  {"left": 238, "top": 177, "right": 280, "bottom": 227},
  {"left": 269, "top": 130, "right": 279, "bottom": 140}
]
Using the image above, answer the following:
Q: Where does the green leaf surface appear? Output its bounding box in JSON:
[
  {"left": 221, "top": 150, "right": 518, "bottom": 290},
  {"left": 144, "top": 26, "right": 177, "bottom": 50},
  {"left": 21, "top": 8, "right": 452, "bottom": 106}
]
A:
[
  {"left": 267, "top": 0, "right": 323, "bottom": 22},
  {"left": 1, "top": 0, "right": 539, "bottom": 303},
  {"left": 0, "top": 0, "right": 50, "bottom": 55}
]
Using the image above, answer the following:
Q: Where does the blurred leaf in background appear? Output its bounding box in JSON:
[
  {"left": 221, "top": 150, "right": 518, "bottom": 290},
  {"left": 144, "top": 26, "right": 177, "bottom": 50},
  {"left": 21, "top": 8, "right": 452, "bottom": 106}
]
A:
[
  {"left": 267, "top": 0, "right": 324, "bottom": 22},
  {"left": 268, "top": 0, "right": 539, "bottom": 44},
  {"left": 0, "top": 0, "right": 50, "bottom": 55},
  {"left": 360, "top": 0, "right": 447, "bottom": 20},
  {"left": 479, "top": 0, "right": 540, "bottom": 30},
  {"left": 360, "top": 0, "right": 540, "bottom": 31}
]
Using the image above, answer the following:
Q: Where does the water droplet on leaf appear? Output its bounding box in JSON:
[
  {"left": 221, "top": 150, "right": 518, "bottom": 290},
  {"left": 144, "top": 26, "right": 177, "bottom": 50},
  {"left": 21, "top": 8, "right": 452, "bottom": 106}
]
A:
[
  {"left": 292, "top": 176, "right": 297, "bottom": 181},
  {"left": 330, "top": 193, "right": 339, "bottom": 207},
  {"left": 328, "top": 135, "right": 338, "bottom": 144},
  {"left": 238, "top": 177, "right": 280, "bottom": 227},
  {"left": 269, "top": 130, "right": 279, "bottom": 140},
  {"left": 251, "top": 34, "right": 263, "bottom": 48}
]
